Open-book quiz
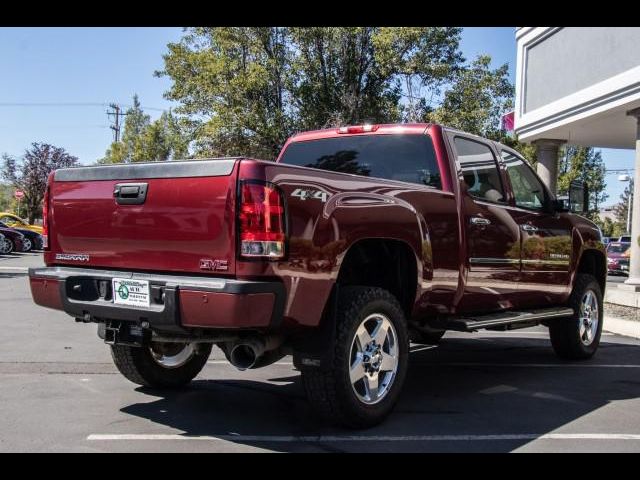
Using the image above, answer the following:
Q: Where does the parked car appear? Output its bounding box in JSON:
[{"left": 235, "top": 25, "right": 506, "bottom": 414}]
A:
[
  {"left": 607, "top": 241, "right": 631, "bottom": 275},
  {"left": 0, "top": 226, "right": 25, "bottom": 254},
  {"left": 0, "top": 222, "right": 43, "bottom": 252},
  {"left": 28, "top": 123, "right": 606, "bottom": 428},
  {"left": 618, "top": 235, "right": 631, "bottom": 243},
  {"left": 0, "top": 212, "right": 43, "bottom": 234}
]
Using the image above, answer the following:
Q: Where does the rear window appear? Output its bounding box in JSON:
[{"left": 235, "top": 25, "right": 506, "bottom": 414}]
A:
[{"left": 279, "top": 134, "right": 442, "bottom": 189}]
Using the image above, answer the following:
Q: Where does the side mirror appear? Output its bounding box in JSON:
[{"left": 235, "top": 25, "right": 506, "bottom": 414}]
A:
[{"left": 569, "top": 180, "right": 588, "bottom": 213}]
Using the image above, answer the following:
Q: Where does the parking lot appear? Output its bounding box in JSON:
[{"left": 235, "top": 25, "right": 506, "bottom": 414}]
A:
[{"left": 1, "top": 253, "right": 640, "bottom": 452}]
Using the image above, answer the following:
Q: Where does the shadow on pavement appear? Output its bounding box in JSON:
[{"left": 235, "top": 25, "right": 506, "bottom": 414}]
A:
[{"left": 120, "top": 334, "right": 640, "bottom": 452}]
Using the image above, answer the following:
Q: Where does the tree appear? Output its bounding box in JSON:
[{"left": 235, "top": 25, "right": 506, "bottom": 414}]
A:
[
  {"left": 100, "top": 95, "right": 189, "bottom": 164},
  {"left": 598, "top": 216, "right": 625, "bottom": 238},
  {"left": 289, "top": 27, "right": 463, "bottom": 129},
  {"left": 0, "top": 183, "right": 14, "bottom": 212},
  {"left": 557, "top": 146, "right": 608, "bottom": 221},
  {"left": 613, "top": 179, "right": 633, "bottom": 234},
  {"left": 157, "top": 27, "right": 464, "bottom": 159},
  {"left": 1, "top": 143, "right": 78, "bottom": 223},
  {"left": 427, "top": 55, "right": 513, "bottom": 140}
]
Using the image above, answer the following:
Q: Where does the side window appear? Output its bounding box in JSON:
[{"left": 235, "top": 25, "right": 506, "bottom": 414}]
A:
[
  {"left": 501, "top": 151, "right": 547, "bottom": 210},
  {"left": 454, "top": 137, "right": 505, "bottom": 203}
]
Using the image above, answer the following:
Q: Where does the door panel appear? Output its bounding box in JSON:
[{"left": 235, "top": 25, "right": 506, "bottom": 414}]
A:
[
  {"left": 500, "top": 150, "right": 572, "bottom": 306},
  {"left": 452, "top": 136, "right": 521, "bottom": 313},
  {"left": 461, "top": 198, "right": 522, "bottom": 312}
]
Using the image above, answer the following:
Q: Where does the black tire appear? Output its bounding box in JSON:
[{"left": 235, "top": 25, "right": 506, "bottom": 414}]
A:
[
  {"left": 412, "top": 326, "right": 445, "bottom": 345},
  {"left": 549, "top": 273, "right": 603, "bottom": 360},
  {"left": 301, "top": 286, "right": 409, "bottom": 429},
  {"left": 110, "top": 342, "right": 212, "bottom": 388}
]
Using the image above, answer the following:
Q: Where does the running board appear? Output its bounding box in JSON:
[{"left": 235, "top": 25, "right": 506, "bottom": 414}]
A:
[{"left": 445, "top": 307, "right": 574, "bottom": 332}]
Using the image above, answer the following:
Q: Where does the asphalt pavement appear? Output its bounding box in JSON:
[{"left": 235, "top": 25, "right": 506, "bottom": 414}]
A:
[{"left": 1, "top": 254, "right": 640, "bottom": 452}]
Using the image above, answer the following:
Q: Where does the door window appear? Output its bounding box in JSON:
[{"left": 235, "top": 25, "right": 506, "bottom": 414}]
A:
[
  {"left": 454, "top": 137, "right": 505, "bottom": 203},
  {"left": 501, "top": 151, "right": 547, "bottom": 210}
]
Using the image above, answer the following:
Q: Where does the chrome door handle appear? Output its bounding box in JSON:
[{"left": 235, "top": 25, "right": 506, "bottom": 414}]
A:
[
  {"left": 520, "top": 224, "right": 538, "bottom": 232},
  {"left": 470, "top": 216, "right": 491, "bottom": 226}
]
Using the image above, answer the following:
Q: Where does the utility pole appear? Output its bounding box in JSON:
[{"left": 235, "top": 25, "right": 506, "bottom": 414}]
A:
[{"left": 107, "top": 104, "right": 129, "bottom": 143}]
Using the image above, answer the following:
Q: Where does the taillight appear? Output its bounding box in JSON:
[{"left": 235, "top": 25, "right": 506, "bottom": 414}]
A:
[
  {"left": 42, "top": 184, "right": 50, "bottom": 250},
  {"left": 238, "top": 181, "right": 286, "bottom": 259}
]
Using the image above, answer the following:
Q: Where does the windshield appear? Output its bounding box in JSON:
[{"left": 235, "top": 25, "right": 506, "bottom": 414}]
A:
[
  {"left": 279, "top": 134, "right": 442, "bottom": 189},
  {"left": 607, "top": 243, "right": 630, "bottom": 254}
]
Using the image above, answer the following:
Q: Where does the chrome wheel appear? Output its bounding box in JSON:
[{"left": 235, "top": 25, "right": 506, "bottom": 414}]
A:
[
  {"left": 578, "top": 290, "right": 599, "bottom": 346},
  {"left": 3, "top": 239, "right": 13, "bottom": 254},
  {"left": 22, "top": 238, "right": 32, "bottom": 252},
  {"left": 149, "top": 342, "right": 196, "bottom": 369},
  {"left": 349, "top": 313, "right": 399, "bottom": 405}
]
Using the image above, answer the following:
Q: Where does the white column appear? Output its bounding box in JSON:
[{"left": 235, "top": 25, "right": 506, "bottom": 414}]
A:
[
  {"left": 533, "top": 139, "right": 566, "bottom": 195},
  {"left": 624, "top": 108, "right": 640, "bottom": 285}
]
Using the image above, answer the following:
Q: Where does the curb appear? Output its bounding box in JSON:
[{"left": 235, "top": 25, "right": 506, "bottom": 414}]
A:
[{"left": 603, "top": 316, "right": 640, "bottom": 340}]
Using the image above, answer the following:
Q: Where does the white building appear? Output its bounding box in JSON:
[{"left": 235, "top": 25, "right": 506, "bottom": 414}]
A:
[{"left": 514, "top": 27, "right": 640, "bottom": 285}]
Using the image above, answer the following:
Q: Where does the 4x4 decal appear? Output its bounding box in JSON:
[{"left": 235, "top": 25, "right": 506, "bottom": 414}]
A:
[{"left": 291, "top": 188, "right": 330, "bottom": 203}]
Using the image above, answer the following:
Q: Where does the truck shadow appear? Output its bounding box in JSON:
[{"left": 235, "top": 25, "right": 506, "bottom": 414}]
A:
[{"left": 121, "top": 333, "right": 640, "bottom": 452}]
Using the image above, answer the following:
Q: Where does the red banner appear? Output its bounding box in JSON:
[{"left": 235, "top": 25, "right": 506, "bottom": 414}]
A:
[{"left": 501, "top": 111, "right": 515, "bottom": 132}]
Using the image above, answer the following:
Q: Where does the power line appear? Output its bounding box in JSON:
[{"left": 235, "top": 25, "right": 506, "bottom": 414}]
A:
[
  {"left": 0, "top": 102, "right": 167, "bottom": 112},
  {"left": 604, "top": 169, "right": 635, "bottom": 175}
]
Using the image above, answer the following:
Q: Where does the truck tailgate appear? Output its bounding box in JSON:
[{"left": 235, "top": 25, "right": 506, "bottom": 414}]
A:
[{"left": 47, "top": 159, "right": 239, "bottom": 275}]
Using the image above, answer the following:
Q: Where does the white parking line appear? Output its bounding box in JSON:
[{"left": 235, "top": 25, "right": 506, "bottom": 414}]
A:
[
  {"left": 206, "top": 360, "right": 640, "bottom": 368},
  {"left": 87, "top": 433, "right": 640, "bottom": 442},
  {"left": 207, "top": 361, "right": 293, "bottom": 365},
  {"left": 422, "top": 363, "right": 640, "bottom": 368}
]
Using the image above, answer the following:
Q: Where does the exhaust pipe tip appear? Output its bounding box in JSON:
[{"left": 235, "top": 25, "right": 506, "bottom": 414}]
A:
[{"left": 229, "top": 344, "right": 258, "bottom": 371}]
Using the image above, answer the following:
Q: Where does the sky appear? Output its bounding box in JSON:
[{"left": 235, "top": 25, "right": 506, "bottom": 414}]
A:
[{"left": 0, "top": 27, "right": 634, "bottom": 206}]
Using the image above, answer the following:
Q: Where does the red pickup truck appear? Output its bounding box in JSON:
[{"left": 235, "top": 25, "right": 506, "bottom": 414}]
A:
[{"left": 29, "top": 123, "right": 606, "bottom": 428}]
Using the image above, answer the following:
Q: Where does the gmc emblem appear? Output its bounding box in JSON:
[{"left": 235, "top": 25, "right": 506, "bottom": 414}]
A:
[{"left": 200, "top": 259, "right": 229, "bottom": 272}]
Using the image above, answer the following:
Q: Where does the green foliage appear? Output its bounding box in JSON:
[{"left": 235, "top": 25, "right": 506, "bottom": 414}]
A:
[
  {"left": 0, "top": 183, "right": 14, "bottom": 212},
  {"left": 157, "top": 27, "right": 464, "bottom": 160},
  {"left": 596, "top": 216, "right": 625, "bottom": 238},
  {"left": 557, "top": 146, "right": 608, "bottom": 222},
  {"left": 100, "top": 95, "right": 189, "bottom": 164},
  {"left": 613, "top": 179, "right": 633, "bottom": 234},
  {"left": 1, "top": 143, "right": 78, "bottom": 223},
  {"left": 427, "top": 55, "right": 513, "bottom": 140}
]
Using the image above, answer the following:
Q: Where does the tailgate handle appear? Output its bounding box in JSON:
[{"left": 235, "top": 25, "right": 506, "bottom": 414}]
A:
[{"left": 114, "top": 183, "right": 148, "bottom": 205}]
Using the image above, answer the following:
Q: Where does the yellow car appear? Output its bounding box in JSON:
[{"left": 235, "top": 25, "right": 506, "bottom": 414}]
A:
[{"left": 0, "top": 212, "right": 43, "bottom": 234}]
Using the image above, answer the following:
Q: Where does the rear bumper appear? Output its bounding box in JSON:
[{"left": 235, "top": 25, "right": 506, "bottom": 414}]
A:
[{"left": 28, "top": 266, "right": 286, "bottom": 333}]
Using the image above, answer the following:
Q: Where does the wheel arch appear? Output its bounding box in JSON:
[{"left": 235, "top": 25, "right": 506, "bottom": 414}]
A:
[
  {"left": 576, "top": 248, "right": 607, "bottom": 294},
  {"left": 335, "top": 237, "right": 420, "bottom": 318}
]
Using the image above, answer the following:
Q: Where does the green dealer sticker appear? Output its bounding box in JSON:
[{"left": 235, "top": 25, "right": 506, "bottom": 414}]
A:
[{"left": 112, "top": 278, "right": 150, "bottom": 308}]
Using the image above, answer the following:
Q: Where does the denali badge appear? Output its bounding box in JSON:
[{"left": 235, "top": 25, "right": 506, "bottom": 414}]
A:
[
  {"left": 55, "top": 253, "right": 90, "bottom": 262},
  {"left": 200, "top": 259, "right": 229, "bottom": 271}
]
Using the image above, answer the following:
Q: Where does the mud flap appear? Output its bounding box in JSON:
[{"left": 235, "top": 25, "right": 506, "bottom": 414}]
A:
[{"left": 292, "top": 285, "right": 339, "bottom": 370}]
